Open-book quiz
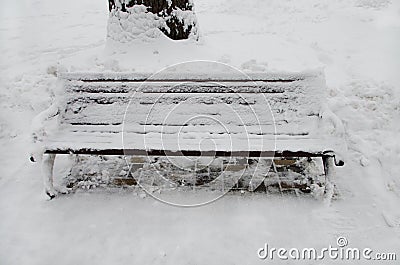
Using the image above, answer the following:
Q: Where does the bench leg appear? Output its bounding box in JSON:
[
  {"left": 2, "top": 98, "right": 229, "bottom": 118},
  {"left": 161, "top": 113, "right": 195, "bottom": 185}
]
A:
[
  {"left": 42, "top": 153, "right": 57, "bottom": 199},
  {"left": 322, "top": 155, "right": 335, "bottom": 203}
]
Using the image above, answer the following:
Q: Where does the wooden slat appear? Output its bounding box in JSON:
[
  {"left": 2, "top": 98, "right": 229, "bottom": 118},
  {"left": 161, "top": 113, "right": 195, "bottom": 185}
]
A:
[
  {"left": 45, "top": 148, "right": 332, "bottom": 158},
  {"left": 65, "top": 121, "right": 314, "bottom": 136},
  {"left": 65, "top": 81, "right": 304, "bottom": 94},
  {"left": 45, "top": 129, "right": 334, "bottom": 150},
  {"left": 59, "top": 71, "right": 321, "bottom": 82},
  {"left": 61, "top": 92, "right": 320, "bottom": 126}
]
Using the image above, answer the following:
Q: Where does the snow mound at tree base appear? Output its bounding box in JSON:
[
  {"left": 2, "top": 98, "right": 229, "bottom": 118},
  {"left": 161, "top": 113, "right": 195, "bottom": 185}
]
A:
[
  {"left": 107, "top": 4, "right": 198, "bottom": 42},
  {"left": 107, "top": 6, "right": 165, "bottom": 42}
]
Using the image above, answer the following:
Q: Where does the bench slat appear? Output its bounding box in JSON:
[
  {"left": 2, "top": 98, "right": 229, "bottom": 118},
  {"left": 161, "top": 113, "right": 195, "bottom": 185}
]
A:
[
  {"left": 45, "top": 130, "right": 337, "bottom": 156},
  {"left": 62, "top": 92, "right": 320, "bottom": 126},
  {"left": 63, "top": 117, "right": 318, "bottom": 136},
  {"left": 45, "top": 149, "right": 329, "bottom": 158},
  {"left": 66, "top": 81, "right": 305, "bottom": 94},
  {"left": 59, "top": 71, "right": 321, "bottom": 82}
]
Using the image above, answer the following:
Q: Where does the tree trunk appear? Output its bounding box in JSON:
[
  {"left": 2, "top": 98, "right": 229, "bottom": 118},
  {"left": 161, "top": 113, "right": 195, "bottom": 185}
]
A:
[{"left": 108, "top": 0, "right": 198, "bottom": 40}]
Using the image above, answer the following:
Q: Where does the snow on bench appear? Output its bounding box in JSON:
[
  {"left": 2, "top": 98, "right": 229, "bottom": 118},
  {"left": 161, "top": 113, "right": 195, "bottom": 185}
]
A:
[{"left": 31, "top": 71, "right": 344, "bottom": 199}]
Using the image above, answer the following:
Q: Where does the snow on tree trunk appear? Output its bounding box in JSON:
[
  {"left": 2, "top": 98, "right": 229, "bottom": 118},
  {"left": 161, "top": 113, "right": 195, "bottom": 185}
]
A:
[{"left": 107, "top": 0, "right": 199, "bottom": 42}]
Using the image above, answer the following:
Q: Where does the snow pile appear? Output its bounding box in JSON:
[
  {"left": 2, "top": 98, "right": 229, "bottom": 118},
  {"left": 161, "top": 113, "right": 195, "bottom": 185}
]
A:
[
  {"left": 107, "top": 3, "right": 199, "bottom": 42},
  {"left": 67, "top": 156, "right": 127, "bottom": 190},
  {"left": 329, "top": 79, "right": 400, "bottom": 197},
  {"left": 66, "top": 155, "right": 325, "bottom": 198},
  {"left": 107, "top": 5, "right": 166, "bottom": 42}
]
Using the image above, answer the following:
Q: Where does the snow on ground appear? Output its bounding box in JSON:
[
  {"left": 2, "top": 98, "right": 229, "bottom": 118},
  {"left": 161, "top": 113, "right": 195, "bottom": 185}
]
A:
[{"left": 0, "top": 0, "right": 399, "bottom": 264}]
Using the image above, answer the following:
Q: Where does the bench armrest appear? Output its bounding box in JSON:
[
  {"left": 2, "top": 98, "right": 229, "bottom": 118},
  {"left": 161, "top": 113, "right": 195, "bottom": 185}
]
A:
[
  {"left": 320, "top": 106, "right": 346, "bottom": 165},
  {"left": 320, "top": 106, "right": 345, "bottom": 138},
  {"left": 30, "top": 103, "right": 59, "bottom": 162}
]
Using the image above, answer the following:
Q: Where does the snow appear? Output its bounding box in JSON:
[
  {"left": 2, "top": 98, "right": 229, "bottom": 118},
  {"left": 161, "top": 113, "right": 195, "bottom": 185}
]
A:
[
  {"left": 107, "top": 5, "right": 166, "bottom": 42},
  {"left": 106, "top": 1, "right": 199, "bottom": 42},
  {"left": 0, "top": 0, "right": 399, "bottom": 264}
]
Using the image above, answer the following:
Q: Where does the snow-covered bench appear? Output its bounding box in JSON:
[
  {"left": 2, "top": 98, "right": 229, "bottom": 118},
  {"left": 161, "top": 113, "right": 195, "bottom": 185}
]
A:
[{"left": 31, "top": 71, "right": 344, "bottom": 199}]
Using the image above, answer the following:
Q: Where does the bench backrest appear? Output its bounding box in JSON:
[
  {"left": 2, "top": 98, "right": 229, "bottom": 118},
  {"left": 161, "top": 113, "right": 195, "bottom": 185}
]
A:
[{"left": 57, "top": 72, "right": 325, "bottom": 140}]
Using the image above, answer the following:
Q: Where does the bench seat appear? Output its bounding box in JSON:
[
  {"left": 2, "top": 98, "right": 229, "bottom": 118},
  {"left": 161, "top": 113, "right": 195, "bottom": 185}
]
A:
[{"left": 45, "top": 130, "right": 340, "bottom": 157}]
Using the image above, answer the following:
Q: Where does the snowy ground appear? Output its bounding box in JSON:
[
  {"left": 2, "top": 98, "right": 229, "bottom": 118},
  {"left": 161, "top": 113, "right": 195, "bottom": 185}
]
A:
[{"left": 0, "top": 0, "right": 399, "bottom": 264}]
